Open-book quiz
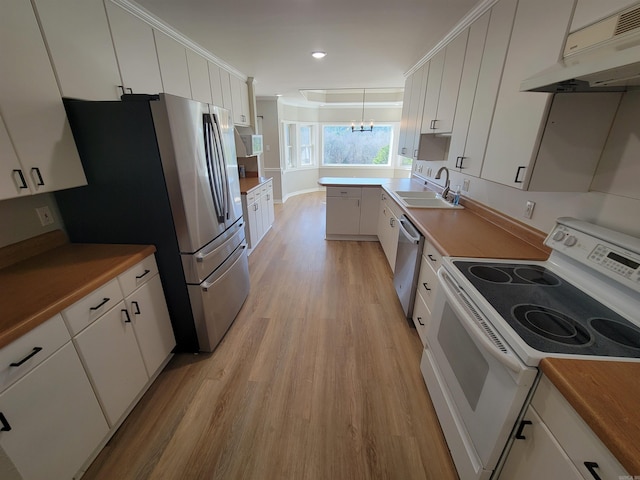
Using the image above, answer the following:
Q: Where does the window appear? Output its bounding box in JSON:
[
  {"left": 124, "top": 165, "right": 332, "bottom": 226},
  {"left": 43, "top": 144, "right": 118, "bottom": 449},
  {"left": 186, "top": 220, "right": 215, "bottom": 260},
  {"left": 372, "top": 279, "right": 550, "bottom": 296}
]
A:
[
  {"left": 282, "top": 123, "right": 316, "bottom": 170},
  {"left": 322, "top": 125, "right": 393, "bottom": 166}
]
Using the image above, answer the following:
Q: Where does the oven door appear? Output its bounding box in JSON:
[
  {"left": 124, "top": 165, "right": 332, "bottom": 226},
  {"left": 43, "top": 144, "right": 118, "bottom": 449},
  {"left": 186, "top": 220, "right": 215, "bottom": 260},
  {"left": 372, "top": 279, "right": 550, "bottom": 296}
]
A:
[{"left": 421, "top": 267, "right": 537, "bottom": 480}]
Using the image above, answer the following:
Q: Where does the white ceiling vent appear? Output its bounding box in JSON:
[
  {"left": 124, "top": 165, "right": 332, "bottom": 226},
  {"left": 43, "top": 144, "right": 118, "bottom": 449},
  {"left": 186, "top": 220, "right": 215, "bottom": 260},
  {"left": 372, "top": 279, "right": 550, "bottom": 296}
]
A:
[{"left": 565, "top": 3, "right": 640, "bottom": 57}]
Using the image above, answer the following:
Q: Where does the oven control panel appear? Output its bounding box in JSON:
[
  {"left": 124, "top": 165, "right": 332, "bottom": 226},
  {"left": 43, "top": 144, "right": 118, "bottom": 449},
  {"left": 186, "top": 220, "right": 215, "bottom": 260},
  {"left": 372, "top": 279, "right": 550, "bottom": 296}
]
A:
[{"left": 545, "top": 218, "right": 640, "bottom": 291}]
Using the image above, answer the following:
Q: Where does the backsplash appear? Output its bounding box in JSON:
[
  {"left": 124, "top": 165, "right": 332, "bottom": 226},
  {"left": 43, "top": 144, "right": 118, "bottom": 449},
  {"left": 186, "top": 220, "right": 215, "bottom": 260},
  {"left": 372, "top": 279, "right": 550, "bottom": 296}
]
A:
[{"left": 0, "top": 193, "right": 64, "bottom": 248}]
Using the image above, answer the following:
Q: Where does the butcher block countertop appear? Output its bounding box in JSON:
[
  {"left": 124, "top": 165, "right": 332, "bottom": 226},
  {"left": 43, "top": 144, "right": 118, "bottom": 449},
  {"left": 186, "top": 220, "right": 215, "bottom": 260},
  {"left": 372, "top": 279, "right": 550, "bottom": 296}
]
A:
[
  {"left": 541, "top": 358, "right": 640, "bottom": 475},
  {"left": 0, "top": 230, "right": 155, "bottom": 349},
  {"left": 318, "top": 176, "right": 550, "bottom": 260},
  {"left": 239, "top": 176, "right": 271, "bottom": 195}
]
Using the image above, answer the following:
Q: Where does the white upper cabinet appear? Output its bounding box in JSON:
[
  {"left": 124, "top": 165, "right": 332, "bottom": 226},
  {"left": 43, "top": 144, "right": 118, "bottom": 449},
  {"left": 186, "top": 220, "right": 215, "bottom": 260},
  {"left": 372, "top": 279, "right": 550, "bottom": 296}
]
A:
[
  {"left": 154, "top": 29, "right": 192, "bottom": 99},
  {"left": 105, "top": 1, "right": 163, "bottom": 95},
  {"left": 0, "top": 0, "right": 86, "bottom": 198},
  {"left": 230, "top": 74, "right": 250, "bottom": 126},
  {"left": 447, "top": 12, "right": 491, "bottom": 176},
  {"left": 459, "top": 0, "right": 518, "bottom": 178},
  {"left": 208, "top": 62, "right": 225, "bottom": 107},
  {"left": 480, "top": 0, "right": 616, "bottom": 191},
  {"left": 32, "top": 0, "right": 121, "bottom": 100},
  {"left": 398, "top": 64, "right": 428, "bottom": 159},
  {"left": 219, "top": 68, "right": 234, "bottom": 111},
  {"left": 0, "top": 115, "right": 30, "bottom": 200},
  {"left": 422, "top": 30, "right": 468, "bottom": 135},
  {"left": 186, "top": 49, "right": 213, "bottom": 104},
  {"left": 397, "top": 73, "right": 414, "bottom": 157}
]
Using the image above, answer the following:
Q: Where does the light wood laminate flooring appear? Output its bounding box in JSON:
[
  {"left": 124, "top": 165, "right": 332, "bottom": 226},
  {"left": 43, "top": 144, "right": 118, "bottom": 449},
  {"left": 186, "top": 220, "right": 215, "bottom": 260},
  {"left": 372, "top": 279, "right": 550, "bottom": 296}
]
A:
[{"left": 83, "top": 191, "right": 458, "bottom": 480}]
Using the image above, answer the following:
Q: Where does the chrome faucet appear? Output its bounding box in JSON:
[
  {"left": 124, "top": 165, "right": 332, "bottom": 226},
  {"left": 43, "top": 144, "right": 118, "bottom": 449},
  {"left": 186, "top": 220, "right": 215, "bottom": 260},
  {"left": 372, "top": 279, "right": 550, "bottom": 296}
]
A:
[{"left": 435, "top": 166, "right": 451, "bottom": 200}]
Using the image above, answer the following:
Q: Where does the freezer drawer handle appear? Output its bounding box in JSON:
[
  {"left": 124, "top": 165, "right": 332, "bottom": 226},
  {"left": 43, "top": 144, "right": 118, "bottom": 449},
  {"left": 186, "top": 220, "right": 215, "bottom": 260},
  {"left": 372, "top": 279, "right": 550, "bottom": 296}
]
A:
[
  {"left": 90, "top": 297, "right": 110, "bottom": 311},
  {"left": 9, "top": 347, "right": 43, "bottom": 367},
  {"left": 0, "top": 413, "right": 11, "bottom": 432},
  {"left": 131, "top": 301, "right": 141, "bottom": 315},
  {"left": 122, "top": 308, "right": 132, "bottom": 323},
  {"left": 583, "top": 462, "right": 602, "bottom": 480},
  {"left": 514, "top": 420, "right": 532, "bottom": 439},
  {"left": 135, "top": 269, "right": 151, "bottom": 279}
]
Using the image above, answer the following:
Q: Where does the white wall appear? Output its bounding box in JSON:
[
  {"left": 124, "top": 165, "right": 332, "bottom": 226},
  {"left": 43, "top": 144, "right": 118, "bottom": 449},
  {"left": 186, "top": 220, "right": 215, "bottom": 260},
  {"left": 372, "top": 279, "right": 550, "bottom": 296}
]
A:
[{"left": 0, "top": 193, "right": 64, "bottom": 248}]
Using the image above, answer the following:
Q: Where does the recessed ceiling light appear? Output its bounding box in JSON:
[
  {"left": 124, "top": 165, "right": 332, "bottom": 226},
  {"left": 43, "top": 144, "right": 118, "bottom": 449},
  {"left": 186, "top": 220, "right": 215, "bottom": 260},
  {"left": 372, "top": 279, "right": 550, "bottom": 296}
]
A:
[
  {"left": 275, "top": 94, "right": 283, "bottom": 97},
  {"left": 311, "top": 51, "right": 327, "bottom": 59}
]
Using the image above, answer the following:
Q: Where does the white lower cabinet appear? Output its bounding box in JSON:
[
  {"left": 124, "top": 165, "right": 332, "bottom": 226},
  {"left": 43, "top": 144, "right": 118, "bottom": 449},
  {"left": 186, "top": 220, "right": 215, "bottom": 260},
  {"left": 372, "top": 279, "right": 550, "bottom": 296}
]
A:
[
  {"left": 377, "top": 191, "right": 401, "bottom": 271},
  {"left": 74, "top": 301, "right": 149, "bottom": 427},
  {"left": 242, "top": 179, "right": 275, "bottom": 250},
  {"left": 326, "top": 186, "right": 380, "bottom": 239},
  {"left": 499, "top": 376, "right": 629, "bottom": 479},
  {"left": 0, "top": 340, "right": 108, "bottom": 480}
]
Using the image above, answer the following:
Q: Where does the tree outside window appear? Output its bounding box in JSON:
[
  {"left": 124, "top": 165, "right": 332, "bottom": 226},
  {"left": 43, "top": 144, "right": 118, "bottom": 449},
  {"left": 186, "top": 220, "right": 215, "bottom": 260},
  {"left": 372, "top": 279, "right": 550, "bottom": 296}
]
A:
[{"left": 322, "top": 125, "right": 393, "bottom": 165}]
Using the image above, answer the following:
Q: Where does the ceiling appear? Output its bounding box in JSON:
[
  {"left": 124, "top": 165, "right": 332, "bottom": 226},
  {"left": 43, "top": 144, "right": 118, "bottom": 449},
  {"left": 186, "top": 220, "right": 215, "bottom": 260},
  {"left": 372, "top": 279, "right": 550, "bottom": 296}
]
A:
[{"left": 134, "top": 0, "right": 482, "bottom": 105}]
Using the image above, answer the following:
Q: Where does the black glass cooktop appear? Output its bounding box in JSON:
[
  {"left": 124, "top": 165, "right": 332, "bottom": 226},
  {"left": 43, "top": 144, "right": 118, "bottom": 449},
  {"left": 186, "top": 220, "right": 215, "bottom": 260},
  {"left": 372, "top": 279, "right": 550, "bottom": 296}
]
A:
[{"left": 453, "top": 261, "right": 640, "bottom": 358}]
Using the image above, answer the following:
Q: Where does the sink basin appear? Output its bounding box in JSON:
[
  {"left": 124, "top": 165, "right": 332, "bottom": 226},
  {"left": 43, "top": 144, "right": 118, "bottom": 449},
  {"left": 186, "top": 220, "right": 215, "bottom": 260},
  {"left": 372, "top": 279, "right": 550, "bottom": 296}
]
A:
[
  {"left": 393, "top": 190, "right": 439, "bottom": 199},
  {"left": 399, "top": 197, "right": 463, "bottom": 209},
  {"left": 393, "top": 189, "right": 463, "bottom": 209}
]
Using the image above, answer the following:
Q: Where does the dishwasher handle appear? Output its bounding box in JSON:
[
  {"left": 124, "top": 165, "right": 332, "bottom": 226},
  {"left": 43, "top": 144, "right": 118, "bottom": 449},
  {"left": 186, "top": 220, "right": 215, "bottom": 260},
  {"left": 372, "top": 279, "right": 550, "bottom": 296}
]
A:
[{"left": 398, "top": 216, "right": 422, "bottom": 244}]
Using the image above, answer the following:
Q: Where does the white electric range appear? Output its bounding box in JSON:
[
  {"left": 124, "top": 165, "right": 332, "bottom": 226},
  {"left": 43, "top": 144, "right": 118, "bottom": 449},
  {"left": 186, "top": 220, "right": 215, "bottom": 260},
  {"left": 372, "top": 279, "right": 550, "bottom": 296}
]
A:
[{"left": 420, "top": 217, "right": 640, "bottom": 480}]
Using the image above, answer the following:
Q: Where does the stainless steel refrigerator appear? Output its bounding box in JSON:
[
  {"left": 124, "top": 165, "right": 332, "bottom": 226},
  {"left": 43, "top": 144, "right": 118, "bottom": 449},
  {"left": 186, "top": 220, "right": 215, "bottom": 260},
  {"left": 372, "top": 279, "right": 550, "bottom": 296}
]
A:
[{"left": 56, "top": 93, "right": 250, "bottom": 352}]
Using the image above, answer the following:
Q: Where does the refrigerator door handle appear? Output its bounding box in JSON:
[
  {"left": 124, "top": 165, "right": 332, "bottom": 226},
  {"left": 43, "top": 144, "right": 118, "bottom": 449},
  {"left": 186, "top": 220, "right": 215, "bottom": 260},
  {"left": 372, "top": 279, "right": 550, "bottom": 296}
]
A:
[
  {"left": 211, "top": 112, "right": 230, "bottom": 220},
  {"left": 203, "top": 114, "right": 225, "bottom": 222}
]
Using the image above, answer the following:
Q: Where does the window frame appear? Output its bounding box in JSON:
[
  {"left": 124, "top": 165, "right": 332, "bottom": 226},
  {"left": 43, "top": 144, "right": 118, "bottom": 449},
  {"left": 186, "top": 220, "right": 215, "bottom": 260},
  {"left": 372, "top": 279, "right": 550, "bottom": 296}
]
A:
[{"left": 281, "top": 121, "right": 318, "bottom": 171}]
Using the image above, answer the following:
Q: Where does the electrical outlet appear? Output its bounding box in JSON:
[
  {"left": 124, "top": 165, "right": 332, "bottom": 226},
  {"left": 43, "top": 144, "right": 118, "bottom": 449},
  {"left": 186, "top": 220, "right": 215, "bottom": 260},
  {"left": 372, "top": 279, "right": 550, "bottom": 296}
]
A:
[
  {"left": 36, "top": 206, "right": 54, "bottom": 226},
  {"left": 463, "top": 179, "right": 470, "bottom": 192},
  {"left": 524, "top": 201, "right": 535, "bottom": 219}
]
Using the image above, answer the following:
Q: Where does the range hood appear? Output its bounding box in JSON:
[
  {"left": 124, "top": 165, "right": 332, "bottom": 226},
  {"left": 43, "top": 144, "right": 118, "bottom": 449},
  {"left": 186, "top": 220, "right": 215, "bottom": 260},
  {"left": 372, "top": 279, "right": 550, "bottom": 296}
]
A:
[
  {"left": 234, "top": 126, "right": 263, "bottom": 157},
  {"left": 521, "top": 3, "right": 640, "bottom": 93}
]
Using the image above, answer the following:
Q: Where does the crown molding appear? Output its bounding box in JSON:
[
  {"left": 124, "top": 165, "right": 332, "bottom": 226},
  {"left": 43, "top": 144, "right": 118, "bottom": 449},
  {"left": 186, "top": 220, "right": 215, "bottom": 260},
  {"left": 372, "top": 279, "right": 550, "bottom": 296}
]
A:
[
  {"left": 405, "top": 0, "right": 500, "bottom": 77},
  {"left": 108, "top": 0, "right": 247, "bottom": 80}
]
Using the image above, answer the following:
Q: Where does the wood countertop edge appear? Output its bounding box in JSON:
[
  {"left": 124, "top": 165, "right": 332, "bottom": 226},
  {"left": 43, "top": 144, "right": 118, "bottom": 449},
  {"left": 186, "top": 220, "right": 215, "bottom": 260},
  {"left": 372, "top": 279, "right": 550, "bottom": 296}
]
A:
[
  {"left": 0, "top": 243, "right": 156, "bottom": 348},
  {"left": 239, "top": 176, "right": 272, "bottom": 194},
  {"left": 540, "top": 358, "right": 640, "bottom": 475}
]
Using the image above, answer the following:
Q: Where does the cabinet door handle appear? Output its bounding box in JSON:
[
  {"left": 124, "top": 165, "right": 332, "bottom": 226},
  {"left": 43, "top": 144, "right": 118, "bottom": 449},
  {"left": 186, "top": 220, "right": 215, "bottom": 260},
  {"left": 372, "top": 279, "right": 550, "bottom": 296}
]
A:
[
  {"left": 401, "top": 147, "right": 407, "bottom": 154},
  {"left": 515, "top": 419, "right": 532, "bottom": 439},
  {"left": 12, "top": 169, "right": 28, "bottom": 189},
  {"left": 413, "top": 149, "right": 418, "bottom": 158},
  {"left": 417, "top": 316, "right": 424, "bottom": 326},
  {"left": 423, "top": 282, "right": 431, "bottom": 291},
  {"left": 427, "top": 254, "right": 437, "bottom": 262},
  {"left": 430, "top": 119, "right": 438, "bottom": 130},
  {"left": 390, "top": 218, "right": 395, "bottom": 227},
  {"left": 9, "top": 347, "right": 43, "bottom": 367},
  {"left": 583, "top": 462, "right": 602, "bottom": 480},
  {"left": 135, "top": 269, "right": 150, "bottom": 280},
  {"left": 90, "top": 297, "right": 110, "bottom": 311},
  {"left": 122, "top": 308, "right": 132, "bottom": 323},
  {"left": 31, "top": 167, "right": 45, "bottom": 186},
  {"left": 514, "top": 166, "right": 526, "bottom": 183},
  {"left": 456, "top": 156, "right": 466, "bottom": 169},
  {"left": 0, "top": 412, "right": 11, "bottom": 432},
  {"left": 131, "top": 301, "right": 141, "bottom": 315}
]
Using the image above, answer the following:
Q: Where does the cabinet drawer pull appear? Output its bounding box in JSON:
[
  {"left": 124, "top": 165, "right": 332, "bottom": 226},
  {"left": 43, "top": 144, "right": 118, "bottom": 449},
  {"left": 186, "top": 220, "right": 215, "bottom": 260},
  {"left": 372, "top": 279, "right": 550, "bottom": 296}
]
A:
[
  {"left": 131, "top": 301, "right": 141, "bottom": 315},
  {"left": 9, "top": 347, "right": 43, "bottom": 367},
  {"left": 423, "top": 282, "right": 431, "bottom": 291},
  {"left": 514, "top": 166, "right": 526, "bottom": 183},
  {"left": 90, "top": 297, "right": 110, "bottom": 311},
  {"left": 417, "top": 316, "right": 424, "bottom": 326},
  {"left": 12, "top": 169, "right": 28, "bottom": 189},
  {"left": 583, "top": 462, "right": 602, "bottom": 480},
  {"left": 427, "top": 254, "right": 437, "bottom": 262},
  {"left": 515, "top": 419, "right": 532, "bottom": 439},
  {"left": 0, "top": 412, "right": 11, "bottom": 432},
  {"left": 122, "top": 308, "right": 132, "bottom": 323},
  {"left": 31, "top": 167, "right": 45, "bottom": 186},
  {"left": 135, "top": 269, "right": 151, "bottom": 280}
]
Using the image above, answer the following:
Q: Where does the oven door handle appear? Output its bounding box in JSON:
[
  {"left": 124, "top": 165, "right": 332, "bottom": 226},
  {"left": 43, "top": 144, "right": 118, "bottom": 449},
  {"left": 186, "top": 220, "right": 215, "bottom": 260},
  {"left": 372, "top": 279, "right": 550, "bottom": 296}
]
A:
[{"left": 437, "top": 268, "right": 524, "bottom": 373}]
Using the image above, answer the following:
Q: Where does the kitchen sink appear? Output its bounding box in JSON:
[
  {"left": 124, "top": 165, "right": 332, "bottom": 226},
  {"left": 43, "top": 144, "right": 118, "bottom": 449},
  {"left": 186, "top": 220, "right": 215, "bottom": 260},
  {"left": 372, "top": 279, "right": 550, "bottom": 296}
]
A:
[{"left": 393, "top": 190, "right": 463, "bottom": 209}]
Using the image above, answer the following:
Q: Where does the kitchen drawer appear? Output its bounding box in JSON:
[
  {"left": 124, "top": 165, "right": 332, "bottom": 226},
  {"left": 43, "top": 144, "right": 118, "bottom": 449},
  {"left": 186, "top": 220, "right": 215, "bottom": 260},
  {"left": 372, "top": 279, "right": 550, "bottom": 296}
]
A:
[
  {"left": 412, "top": 291, "right": 431, "bottom": 347},
  {"left": 326, "top": 186, "right": 361, "bottom": 198},
  {"left": 423, "top": 242, "right": 442, "bottom": 273},
  {"left": 0, "top": 314, "right": 70, "bottom": 393},
  {"left": 417, "top": 254, "right": 439, "bottom": 311},
  {"left": 118, "top": 254, "right": 159, "bottom": 297},
  {"left": 62, "top": 278, "right": 123, "bottom": 336},
  {"left": 532, "top": 376, "right": 629, "bottom": 479}
]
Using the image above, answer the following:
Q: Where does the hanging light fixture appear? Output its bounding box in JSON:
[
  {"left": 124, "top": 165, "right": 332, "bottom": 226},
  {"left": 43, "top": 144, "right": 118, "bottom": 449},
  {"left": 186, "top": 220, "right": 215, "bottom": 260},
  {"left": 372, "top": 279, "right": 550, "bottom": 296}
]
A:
[{"left": 352, "top": 88, "right": 373, "bottom": 132}]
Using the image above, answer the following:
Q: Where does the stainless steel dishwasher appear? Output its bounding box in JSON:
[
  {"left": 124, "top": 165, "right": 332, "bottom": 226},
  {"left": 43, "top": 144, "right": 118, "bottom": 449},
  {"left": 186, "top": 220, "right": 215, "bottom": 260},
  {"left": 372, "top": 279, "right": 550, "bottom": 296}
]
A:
[{"left": 393, "top": 215, "right": 425, "bottom": 319}]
